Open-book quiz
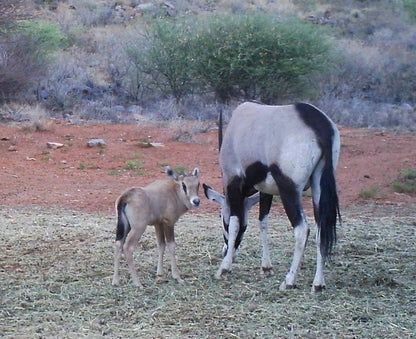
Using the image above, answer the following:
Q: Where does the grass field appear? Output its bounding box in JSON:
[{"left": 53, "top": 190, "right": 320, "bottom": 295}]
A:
[{"left": 1, "top": 205, "right": 415, "bottom": 338}]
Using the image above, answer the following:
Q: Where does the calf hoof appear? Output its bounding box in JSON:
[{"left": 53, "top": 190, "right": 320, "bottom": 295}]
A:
[
  {"left": 261, "top": 266, "right": 273, "bottom": 276},
  {"left": 156, "top": 275, "right": 168, "bottom": 284},
  {"left": 214, "top": 268, "right": 230, "bottom": 280},
  {"left": 174, "top": 277, "right": 184, "bottom": 284},
  {"left": 132, "top": 279, "right": 143, "bottom": 288},
  {"left": 312, "top": 285, "right": 326, "bottom": 293}
]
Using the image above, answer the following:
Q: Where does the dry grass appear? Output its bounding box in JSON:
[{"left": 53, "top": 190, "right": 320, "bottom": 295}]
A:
[{"left": 1, "top": 205, "right": 415, "bottom": 338}]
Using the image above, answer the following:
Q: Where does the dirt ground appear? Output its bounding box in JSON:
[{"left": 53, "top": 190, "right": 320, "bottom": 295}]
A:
[{"left": 0, "top": 120, "right": 415, "bottom": 215}]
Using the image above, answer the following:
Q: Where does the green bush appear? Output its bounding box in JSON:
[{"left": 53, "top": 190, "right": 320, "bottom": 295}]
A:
[
  {"left": 129, "top": 19, "right": 197, "bottom": 103},
  {"left": 132, "top": 14, "right": 333, "bottom": 105},
  {"left": 392, "top": 169, "right": 416, "bottom": 194},
  {"left": 0, "top": 20, "right": 68, "bottom": 103},
  {"left": 189, "top": 14, "right": 333, "bottom": 103}
]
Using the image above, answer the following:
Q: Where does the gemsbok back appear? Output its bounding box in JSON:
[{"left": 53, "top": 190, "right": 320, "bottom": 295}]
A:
[
  {"left": 112, "top": 166, "right": 200, "bottom": 287},
  {"left": 204, "top": 102, "right": 341, "bottom": 292}
]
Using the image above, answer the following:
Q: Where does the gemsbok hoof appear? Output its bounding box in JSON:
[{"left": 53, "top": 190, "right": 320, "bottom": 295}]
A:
[
  {"left": 261, "top": 267, "right": 273, "bottom": 276},
  {"left": 312, "top": 285, "right": 326, "bottom": 293},
  {"left": 280, "top": 281, "right": 297, "bottom": 291}
]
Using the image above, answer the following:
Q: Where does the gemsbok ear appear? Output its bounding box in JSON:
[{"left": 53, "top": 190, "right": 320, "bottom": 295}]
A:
[
  {"left": 203, "top": 184, "right": 225, "bottom": 206},
  {"left": 244, "top": 192, "right": 260, "bottom": 211},
  {"left": 192, "top": 167, "right": 200, "bottom": 177},
  {"left": 166, "top": 166, "right": 178, "bottom": 180}
]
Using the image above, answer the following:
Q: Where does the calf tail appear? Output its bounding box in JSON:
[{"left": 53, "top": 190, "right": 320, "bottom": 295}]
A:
[
  {"left": 116, "top": 199, "right": 131, "bottom": 245},
  {"left": 318, "top": 156, "right": 340, "bottom": 259}
]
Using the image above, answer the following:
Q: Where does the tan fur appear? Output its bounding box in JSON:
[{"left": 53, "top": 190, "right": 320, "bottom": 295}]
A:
[{"left": 112, "top": 167, "right": 200, "bottom": 287}]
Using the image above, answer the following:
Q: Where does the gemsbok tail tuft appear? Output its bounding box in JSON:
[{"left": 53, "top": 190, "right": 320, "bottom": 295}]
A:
[{"left": 318, "top": 157, "right": 341, "bottom": 259}]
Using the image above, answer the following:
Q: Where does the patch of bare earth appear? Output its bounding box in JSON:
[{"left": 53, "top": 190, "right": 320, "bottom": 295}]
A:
[{"left": 0, "top": 121, "right": 414, "bottom": 214}]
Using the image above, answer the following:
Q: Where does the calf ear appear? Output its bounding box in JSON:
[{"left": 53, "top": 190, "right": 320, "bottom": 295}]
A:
[
  {"left": 245, "top": 192, "right": 260, "bottom": 211},
  {"left": 203, "top": 184, "right": 224, "bottom": 205},
  {"left": 166, "top": 166, "right": 178, "bottom": 180},
  {"left": 192, "top": 167, "right": 200, "bottom": 177}
]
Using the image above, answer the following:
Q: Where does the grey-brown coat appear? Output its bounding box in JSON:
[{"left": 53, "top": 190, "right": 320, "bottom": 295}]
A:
[{"left": 112, "top": 167, "right": 200, "bottom": 287}]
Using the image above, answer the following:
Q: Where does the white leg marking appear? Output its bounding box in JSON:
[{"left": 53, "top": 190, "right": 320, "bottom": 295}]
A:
[
  {"left": 280, "top": 220, "right": 309, "bottom": 290},
  {"left": 312, "top": 228, "right": 326, "bottom": 292},
  {"left": 311, "top": 161, "right": 326, "bottom": 292},
  {"left": 215, "top": 216, "right": 239, "bottom": 279},
  {"left": 259, "top": 215, "right": 272, "bottom": 275}
]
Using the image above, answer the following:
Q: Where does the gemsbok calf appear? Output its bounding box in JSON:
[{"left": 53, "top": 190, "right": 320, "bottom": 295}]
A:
[
  {"left": 112, "top": 166, "right": 200, "bottom": 287},
  {"left": 204, "top": 102, "right": 341, "bottom": 292}
]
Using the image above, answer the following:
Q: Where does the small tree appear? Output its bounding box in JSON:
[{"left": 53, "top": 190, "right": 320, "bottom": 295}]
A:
[
  {"left": 190, "top": 14, "right": 333, "bottom": 103},
  {"left": 130, "top": 19, "right": 196, "bottom": 104},
  {"left": 0, "top": 20, "right": 67, "bottom": 103}
]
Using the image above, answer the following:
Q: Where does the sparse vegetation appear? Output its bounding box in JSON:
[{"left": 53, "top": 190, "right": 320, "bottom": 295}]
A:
[
  {"left": 391, "top": 169, "right": 416, "bottom": 193},
  {"left": 124, "top": 159, "right": 144, "bottom": 175},
  {"left": 1, "top": 206, "right": 414, "bottom": 337},
  {"left": 359, "top": 186, "right": 382, "bottom": 199},
  {"left": 0, "top": 0, "right": 414, "bottom": 130}
]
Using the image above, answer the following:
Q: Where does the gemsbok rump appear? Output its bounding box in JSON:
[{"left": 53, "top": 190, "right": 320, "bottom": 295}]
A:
[
  {"left": 204, "top": 102, "right": 341, "bottom": 292},
  {"left": 112, "top": 166, "right": 200, "bottom": 287}
]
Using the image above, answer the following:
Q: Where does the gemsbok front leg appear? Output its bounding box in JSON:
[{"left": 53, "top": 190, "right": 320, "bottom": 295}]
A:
[
  {"left": 275, "top": 182, "right": 309, "bottom": 290},
  {"left": 259, "top": 193, "right": 273, "bottom": 275}
]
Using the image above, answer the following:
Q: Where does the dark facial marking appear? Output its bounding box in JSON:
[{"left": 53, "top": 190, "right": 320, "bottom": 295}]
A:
[{"left": 182, "top": 182, "right": 187, "bottom": 194}]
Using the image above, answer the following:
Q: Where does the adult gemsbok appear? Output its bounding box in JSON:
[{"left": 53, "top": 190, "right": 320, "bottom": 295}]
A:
[{"left": 204, "top": 102, "right": 341, "bottom": 292}]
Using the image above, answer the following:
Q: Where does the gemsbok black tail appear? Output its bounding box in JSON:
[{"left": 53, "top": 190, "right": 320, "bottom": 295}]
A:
[{"left": 318, "top": 154, "right": 341, "bottom": 259}]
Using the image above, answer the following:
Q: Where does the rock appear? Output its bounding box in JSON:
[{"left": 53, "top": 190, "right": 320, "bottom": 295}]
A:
[
  {"left": 87, "top": 139, "right": 107, "bottom": 147},
  {"left": 47, "top": 142, "right": 64, "bottom": 149},
  {"left": 8, "top": 146, "right": 17, "bottom": 152}
]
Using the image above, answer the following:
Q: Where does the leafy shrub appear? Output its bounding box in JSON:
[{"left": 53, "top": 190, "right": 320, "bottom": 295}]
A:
[
  {"left": 189, "top": 14, "right": 333, "bottom": 103},
  {"left": 392, "top": 169, "right": 416, "bottom": 194},
  {"left": 134, "top": 14, "right": 333, "bottom": 104},
  {"left": 359, "top": 186, "right": 381, "bottom": 199},
  {"left": 130, "top": 19, "right": 197, "bottom": 103},
  {"left": 0, "top": 20, "right": 67, "bottom": 103}
]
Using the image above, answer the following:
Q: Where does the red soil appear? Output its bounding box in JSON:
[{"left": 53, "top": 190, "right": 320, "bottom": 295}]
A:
[{"left": 1, "top": 121, "right": 414, "bottom": 215}]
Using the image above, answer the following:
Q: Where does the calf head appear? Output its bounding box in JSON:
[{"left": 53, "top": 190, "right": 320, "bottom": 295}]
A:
[
  {"left": 203, "top": 183, "right": 259, "bottom": 256},
  {"left": 167, "top": 166, "right": 201, "bottom": 209}
]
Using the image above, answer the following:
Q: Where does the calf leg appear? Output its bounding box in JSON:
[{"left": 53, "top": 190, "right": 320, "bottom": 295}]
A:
[
  {"left": 154, "top": 224, "right": 166, "bottom": 279},
  {"left": 259, "top": 193, "right": 273, "bottom": 275},
  {"left": 124, "top": 224, "right": 147, "bottom": 287},
  {"left": 112, "top": 240, "right": 123, "bottom": 286},
  {"left": 164, "top": 224, "right": 183, "bottom": 283}
]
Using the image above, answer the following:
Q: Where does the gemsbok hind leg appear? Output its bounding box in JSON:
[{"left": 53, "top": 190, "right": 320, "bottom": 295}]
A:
[
  {"left": 259, "top": 193, "right": 273, "bottom": 275},
  {"left": 311, "top": 162, "right": 326, "bottom": 292},
  {"left": 277, "top": 187, "right": 309, "bottom": 290}
]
